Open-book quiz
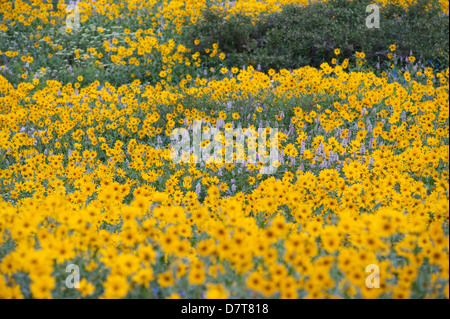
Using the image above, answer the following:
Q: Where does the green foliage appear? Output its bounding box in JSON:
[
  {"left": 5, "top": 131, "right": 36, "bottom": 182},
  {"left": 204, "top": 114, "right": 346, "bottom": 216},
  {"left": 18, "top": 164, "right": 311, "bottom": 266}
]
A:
[{"left": 184, "top": 0, "right": 449, "bottom": 72}]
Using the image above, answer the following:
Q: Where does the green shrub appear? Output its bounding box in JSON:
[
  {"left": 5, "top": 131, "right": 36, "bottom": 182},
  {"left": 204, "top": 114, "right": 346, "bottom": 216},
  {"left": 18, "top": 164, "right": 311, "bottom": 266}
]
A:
[
  {"left": 184, "top": 0, "right": 449, "bottom": 72},
  {"left": 184, "top": 9, "right": 263, "bottom": 70}
]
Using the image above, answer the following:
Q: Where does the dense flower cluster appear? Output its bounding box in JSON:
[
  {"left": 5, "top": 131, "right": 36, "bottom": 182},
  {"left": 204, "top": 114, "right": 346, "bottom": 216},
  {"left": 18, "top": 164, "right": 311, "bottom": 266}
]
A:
[{"left": 0, "top": 0, "right": 448, "bottom": 299}]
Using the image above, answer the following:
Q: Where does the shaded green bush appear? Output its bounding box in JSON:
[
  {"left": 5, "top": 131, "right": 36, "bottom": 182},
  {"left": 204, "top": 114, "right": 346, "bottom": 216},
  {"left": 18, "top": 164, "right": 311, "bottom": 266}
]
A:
[{"left": 184, "top": 0, "right": 449, "bottom": 71}]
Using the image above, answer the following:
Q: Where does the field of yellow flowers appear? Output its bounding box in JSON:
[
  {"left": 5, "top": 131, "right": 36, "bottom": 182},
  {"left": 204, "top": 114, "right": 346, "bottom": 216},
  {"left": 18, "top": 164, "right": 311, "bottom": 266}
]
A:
[{"left": 0, "top": 0, "right": 448, "bottom": 299}]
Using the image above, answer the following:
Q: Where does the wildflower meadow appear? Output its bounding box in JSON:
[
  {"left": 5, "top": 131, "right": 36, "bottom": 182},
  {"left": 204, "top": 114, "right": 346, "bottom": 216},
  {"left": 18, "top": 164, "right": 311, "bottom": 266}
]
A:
[{"left": 0, "top": 0, "right": 448, "bottom": 300}]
